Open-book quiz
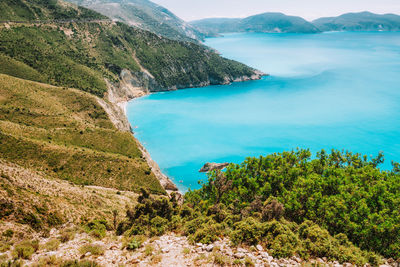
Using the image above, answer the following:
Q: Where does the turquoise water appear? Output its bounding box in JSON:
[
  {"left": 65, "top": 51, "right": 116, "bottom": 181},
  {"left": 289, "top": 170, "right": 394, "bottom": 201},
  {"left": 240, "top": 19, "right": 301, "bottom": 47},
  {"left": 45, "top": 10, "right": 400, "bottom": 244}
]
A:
[{"left": 127, "top": 32, "right": 400, "bottom": 191}]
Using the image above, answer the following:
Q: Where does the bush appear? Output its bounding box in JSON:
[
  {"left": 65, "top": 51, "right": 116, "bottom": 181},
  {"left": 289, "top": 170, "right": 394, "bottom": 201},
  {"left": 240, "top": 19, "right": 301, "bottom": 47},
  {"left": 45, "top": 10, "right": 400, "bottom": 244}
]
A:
[
  {"left": 212, "top": 252, "right": 230, "bottom": 266},
  {"left": 79, "top": 244, "right": 104, "bottom": 256},
  {"left": 190, "top": 222, "right": 225, "bottom": 244},
  {"left": 43, "top": 238, "right": 60, "bottom": 251},
  {"left": 261, "top": 197, "right": 284, "bottom": 222},
  {"left": 150, "top": 216, "right": 168, "bottom": 236},
  {"left": 47, "top": 212, "right": 64, "bottom": 226},
  {"left": 2, "top": 229, "right": 14, "bottom": 238},
  {"left": 125, "top": 237, "right": 143, "bottom": 251},
  {"left": 230, "top": 217, "right": 264, "bottom": 245},
  {"left": 187, "top": 149, "right": 400, "bottom": 259},
  {"left": 59, "top": 228, "right": 76, "bottom": 243},
  {"left": 84, "top": 220, "right": 108, "bottom": 239},
  {"left": 60, "top": 259, "right": 99, "bottom": 267},
  {"left": 13, "top": 240, "right": 39, "bottom": 259}
]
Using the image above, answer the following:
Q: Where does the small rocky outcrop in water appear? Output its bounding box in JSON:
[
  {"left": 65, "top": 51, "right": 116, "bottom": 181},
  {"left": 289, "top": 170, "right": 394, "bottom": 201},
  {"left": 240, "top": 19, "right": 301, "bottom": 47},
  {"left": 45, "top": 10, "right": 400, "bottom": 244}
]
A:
[{"left": 199, "top": 162, "right": 229, "bottom": 172}]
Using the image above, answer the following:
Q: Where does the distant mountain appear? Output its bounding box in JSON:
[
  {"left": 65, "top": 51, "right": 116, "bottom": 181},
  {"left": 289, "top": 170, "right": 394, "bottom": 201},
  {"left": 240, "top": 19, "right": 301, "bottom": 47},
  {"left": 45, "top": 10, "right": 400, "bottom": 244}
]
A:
[
  {"left": 191, "top": 12, "right": 321, "bottom": 36},
  {"left": 65, "top": 0, "right": 205, "bottom": 41},
  {"left": 313, "top": 12, "right": 400, "bottom": 32}
]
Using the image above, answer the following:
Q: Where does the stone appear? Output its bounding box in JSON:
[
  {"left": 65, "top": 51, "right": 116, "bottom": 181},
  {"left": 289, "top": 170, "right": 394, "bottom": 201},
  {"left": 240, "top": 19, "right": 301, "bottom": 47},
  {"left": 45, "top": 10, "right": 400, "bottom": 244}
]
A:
[
  {"left": 292, "top": 256, "right": 302, "bottom": 263},
  {"left": 205, "top": 244, "right": 214, "bottom": 252},
  {"left": 256, "top": 244, "right": 263, "bottom": 251},
  {"left": 237, "top": 248, "right": 247, "bottom": 253},
  {"left": 199, "top": 162, "right": 229, "bottom": 172},
  {"left": 234, "top": 252, "right": 245, "bottom": 259},
  {"left": 161, "top": 247, "right": 170, "bottom": 253}
]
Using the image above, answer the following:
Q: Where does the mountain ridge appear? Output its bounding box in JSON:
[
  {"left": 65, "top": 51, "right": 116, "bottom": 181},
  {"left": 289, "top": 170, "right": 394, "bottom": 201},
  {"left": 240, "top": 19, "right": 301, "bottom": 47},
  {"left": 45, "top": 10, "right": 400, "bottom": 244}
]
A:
[
  {"left": 313, "top": 11, "right": 400, "bottom": 32},
  {"left": 191, "top": 12, "right": 320, "bottom": 36},
  {"left": 190, "top": 11, "right": 400, "bottom": 35},
  {"left": 64, "top": 0, "right": 206, "bottom": 42}
]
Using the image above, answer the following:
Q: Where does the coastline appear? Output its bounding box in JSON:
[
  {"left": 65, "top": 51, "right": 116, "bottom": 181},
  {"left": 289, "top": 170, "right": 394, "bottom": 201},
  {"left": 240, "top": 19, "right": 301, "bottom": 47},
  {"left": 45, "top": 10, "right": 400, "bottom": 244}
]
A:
[{"left": 99, "top": 69, "right": 266, "bottom": 194}]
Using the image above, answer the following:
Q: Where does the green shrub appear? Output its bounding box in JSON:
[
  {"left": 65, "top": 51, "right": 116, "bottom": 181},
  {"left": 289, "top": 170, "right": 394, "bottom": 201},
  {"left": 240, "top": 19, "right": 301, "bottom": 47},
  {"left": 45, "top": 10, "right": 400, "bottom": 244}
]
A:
[
  {"left": 59, "top": 228, "right": 76, "bottom": 243},
  {"left": 2, "top": 229, "right": 14, "bottom": 238},
  {"left": 79, "top": 244, "right": 104, "bottom": 256},
  {"left": 13, "top": 240, "right": 39, "bottom": 259},
  {"left": 84, "top": 220, "right": 108, "bottom": 239},
  {"left": 184, "top": 216, "right": 208, "bottom": 235},
  {"left": 47, "top": 212, "right": 64, "bottom": 226},
  {"left": 187, "top": 149, "right": 400, "bottom": 259},
  {"left": 43, "top": 238, "right": 60, "bottom": 251},
  {"left": 125, "top": 237, "right": 142, "bottom": 251},
  {"left": 144, "top": 244, "right": 154, "bottom": 256},
  {"left": 150, "top": 216, "right": 168, "bottom": 236},
  {"left": 19, "top": 211, "right": 42, "bottom": 230},
  {"left": 190, "top": 222, "right": 225, "bottom": 244},
  {"left": 212, "top": 252, "right": 230, "bottom": 266},
  {"left": 230, "top": 217, "right": 264, "bottom": 245},
  {"left": 60, "top": 259, "right": 99, "bottom": 267}
]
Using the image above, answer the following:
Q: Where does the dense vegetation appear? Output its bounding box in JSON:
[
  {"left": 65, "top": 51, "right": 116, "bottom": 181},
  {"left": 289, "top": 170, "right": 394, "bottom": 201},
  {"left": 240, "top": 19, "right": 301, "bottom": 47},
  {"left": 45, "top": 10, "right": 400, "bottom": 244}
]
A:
[
  {"left": 0, "top": 21, "right": 257, "bottom": 97},
  {"left": 0, "top": 0, "right": 259, "bottom": 98},
  {"left": 189, "top": 149, "right": 400, "bottom": 258},
  {"left": 0, "top": 0, "right": 106, "bottom": 21},
  {"left": 116, "top": 149, "right": 400, "bottom": 265},
  {"left": 0, "top": 74, "right": 164, "bottom": 193}
]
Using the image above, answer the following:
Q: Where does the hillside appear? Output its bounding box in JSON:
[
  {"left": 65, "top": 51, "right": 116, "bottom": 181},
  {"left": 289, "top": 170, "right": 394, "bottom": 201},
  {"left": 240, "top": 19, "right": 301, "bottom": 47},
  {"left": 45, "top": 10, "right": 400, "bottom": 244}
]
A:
[
  {"left": 65, "top": 0, "right": 206, "bottom": 42},
  {"left": 0, "top": 21, "right": 261, "bottom": 98},
  {"left": 0, "top": 74, "right": 164, "bottom": 194},
  {"left": 191, "top": 12, "right": 320, "bottom": 36},
  {"left": 0, "top": 0, "right": 263, "bottom": 100},
  {"left": 0, "top": 0, "right": 106, "bottom": 21},
  {"left": 313, "top": 12, "right": 400, "bottom": 32}
]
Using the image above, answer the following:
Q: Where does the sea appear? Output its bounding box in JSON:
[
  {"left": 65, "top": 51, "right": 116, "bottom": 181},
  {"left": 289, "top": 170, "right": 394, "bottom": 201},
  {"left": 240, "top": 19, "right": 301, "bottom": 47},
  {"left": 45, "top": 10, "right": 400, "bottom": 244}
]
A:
[{"left": 127, "top": 32, "right": 400, "bottom": 191}]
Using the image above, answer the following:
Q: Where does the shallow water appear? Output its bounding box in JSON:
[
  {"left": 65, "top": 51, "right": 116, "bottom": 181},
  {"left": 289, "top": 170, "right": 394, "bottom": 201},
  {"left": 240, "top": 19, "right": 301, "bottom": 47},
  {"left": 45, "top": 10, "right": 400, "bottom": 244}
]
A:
[{"left": 127, "top": 32, "right": 400, "bottom": 191}]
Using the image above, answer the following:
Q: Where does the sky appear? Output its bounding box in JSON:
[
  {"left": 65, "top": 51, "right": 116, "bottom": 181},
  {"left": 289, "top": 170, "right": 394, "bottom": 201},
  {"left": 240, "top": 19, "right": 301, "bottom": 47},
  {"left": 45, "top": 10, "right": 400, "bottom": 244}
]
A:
[{"left": 151, "top": 0, "right": 400, "bottom": 22}]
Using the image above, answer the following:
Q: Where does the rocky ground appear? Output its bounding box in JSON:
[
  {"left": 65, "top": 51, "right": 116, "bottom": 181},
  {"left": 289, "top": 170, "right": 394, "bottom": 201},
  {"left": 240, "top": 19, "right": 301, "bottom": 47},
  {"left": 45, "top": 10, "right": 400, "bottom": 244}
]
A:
[{"left": 1, "top": 227, "right": 399, "bottom": 267}]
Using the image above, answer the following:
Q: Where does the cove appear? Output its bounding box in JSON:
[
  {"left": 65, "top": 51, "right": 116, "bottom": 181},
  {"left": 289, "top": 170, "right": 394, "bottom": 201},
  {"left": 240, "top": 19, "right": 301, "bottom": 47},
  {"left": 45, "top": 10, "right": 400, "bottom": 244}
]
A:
[{"left": 126, "top": 32, "right": 400, "bottom": 191}]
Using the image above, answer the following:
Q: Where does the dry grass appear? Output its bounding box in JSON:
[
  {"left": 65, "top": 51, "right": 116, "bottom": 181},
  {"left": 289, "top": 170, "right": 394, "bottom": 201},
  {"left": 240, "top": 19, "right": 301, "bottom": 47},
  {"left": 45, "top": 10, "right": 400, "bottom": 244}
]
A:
[
  {"left": 0, "top": 159, "right": 139, "bottom": 240},
  {"left": 0, "top": 74, "right": 164, "bottom": 194}
]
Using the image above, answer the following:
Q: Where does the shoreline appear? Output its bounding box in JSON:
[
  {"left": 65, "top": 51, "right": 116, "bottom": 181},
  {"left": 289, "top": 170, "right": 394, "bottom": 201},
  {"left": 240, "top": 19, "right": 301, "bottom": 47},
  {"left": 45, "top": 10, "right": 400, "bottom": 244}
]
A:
[
  {"left": 101, "top": 69, "right": 267, "bottom": 194},
  {"left": 101, "top": 84, "right": 180, "bottom": 194}
]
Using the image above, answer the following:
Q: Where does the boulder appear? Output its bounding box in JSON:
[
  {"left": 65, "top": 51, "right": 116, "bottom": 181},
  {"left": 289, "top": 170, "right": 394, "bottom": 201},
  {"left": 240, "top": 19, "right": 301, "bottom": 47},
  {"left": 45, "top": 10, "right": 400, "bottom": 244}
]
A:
[
  {"left": 205, "top": 244, "right": 214, "bottom": 252},
  {"left": 199, "top": 162, "right": 229, "bottom": 172},
  {"left": 234, "top": 252, "right": 245, "bottom": 259}
]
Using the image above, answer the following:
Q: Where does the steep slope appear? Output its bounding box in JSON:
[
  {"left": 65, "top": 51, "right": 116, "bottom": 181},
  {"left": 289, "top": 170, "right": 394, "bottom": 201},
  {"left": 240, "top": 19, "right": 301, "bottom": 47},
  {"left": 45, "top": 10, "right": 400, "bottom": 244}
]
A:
[
  {"left": 313, "top": 12, "right": 400, "bottom": 32},
  {"left": 191, "top": 12, "right": 320, "bottom": 36},
  {"left": 0, "top": 74, "right": 165, "bottom": 194},
  {"left": 0, "top": 0, "right": 106, "bottom": 21},
  {"left": 65, "top": 0, "right": 205, "bottom": 42},
  {"left": 0, "top": 20, "right": 262, "bottom": 98}
]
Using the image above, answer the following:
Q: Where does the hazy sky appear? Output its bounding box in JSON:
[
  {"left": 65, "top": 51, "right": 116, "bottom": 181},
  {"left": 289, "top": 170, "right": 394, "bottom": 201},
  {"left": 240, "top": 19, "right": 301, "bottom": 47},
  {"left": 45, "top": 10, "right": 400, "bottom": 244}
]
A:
[{"left": 152, "top": 0, "right": 400, "bottom": 22}]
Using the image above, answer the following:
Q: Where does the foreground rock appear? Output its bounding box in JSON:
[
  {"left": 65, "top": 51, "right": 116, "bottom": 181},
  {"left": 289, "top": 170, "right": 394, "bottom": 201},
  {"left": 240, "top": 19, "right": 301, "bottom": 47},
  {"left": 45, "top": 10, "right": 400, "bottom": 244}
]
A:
[
  {"left": 199, "top": 162, "right": 230, "bottom": 172},
  {"left": 3, "top": 228, "right": 398, "bottom": 266}
]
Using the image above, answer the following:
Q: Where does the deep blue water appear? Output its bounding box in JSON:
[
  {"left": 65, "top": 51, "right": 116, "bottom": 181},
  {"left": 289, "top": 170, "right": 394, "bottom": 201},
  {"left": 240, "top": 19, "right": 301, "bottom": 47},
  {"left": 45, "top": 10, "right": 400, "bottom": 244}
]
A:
[{"left": 127, "top": 32, "right": 400, "bottom": 191}]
